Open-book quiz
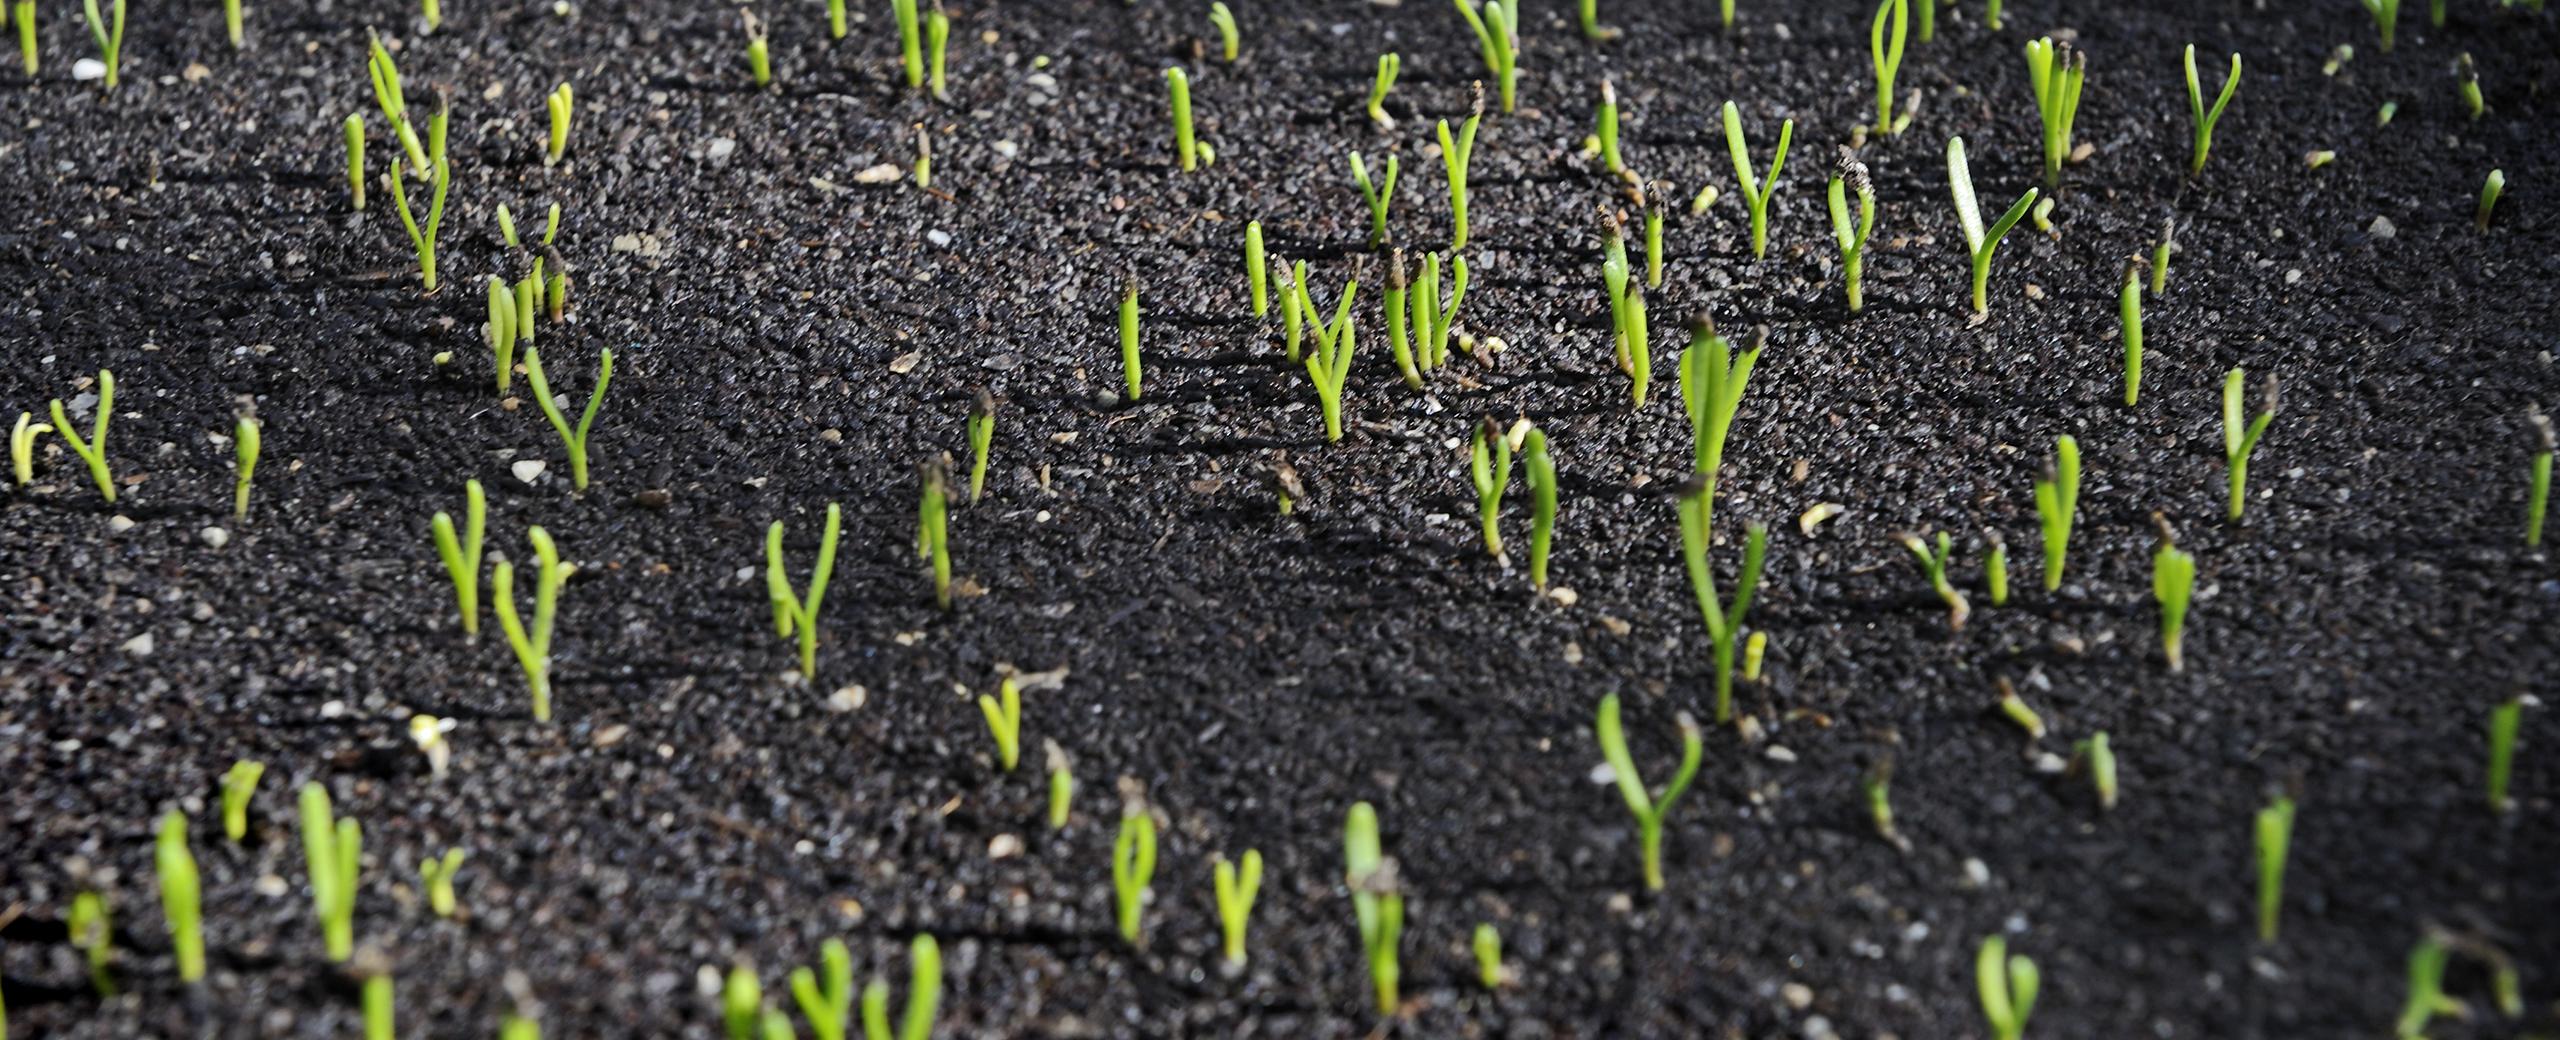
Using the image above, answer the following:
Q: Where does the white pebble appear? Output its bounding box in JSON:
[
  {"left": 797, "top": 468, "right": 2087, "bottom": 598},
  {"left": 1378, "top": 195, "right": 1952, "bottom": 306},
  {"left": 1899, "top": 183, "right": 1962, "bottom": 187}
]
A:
[
  {"left": 511, "top": 459, "right": 548, "bottom": 484},
  {"left": 200, "top": 527, "right": 231, "bottom": 549}
]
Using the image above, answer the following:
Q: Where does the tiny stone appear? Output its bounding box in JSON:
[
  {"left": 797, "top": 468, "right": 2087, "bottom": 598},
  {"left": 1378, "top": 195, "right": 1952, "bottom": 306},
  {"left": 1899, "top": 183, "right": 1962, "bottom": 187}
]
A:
[
  {"left": 1765, "top": 745, "right": 1798, "bottom": 764},
  {"left": 254, "top": 874, "right": 290, "bottom": 897},
  {"left": 511, "top": 459, "right": 548, "bottom": 483},
  {"left": 1962, "top": 858, "right": 1991, "bottom": 888},
  {"left": 2366, "top": 215, "right": 2396, "bottom": 239},
  {"left": 1782, "top": 983, "right": 1814, "bottom": 1010},
  {"left": 705, "top": 137, "right": 738, "bottom": 161},
  {"left": 200, "top": 527, "right": 231, "bottom": 549},
  {"left": 826, "top": 685, "right": 868, "bottom": 712},
  {"left": 634, "top": 488, "right": 673, "bottom": 509},
  {"left": 107, "top": 515, "right": 137, "bottom": 533},
  {"left": 988, "top": 834, "right": 1024, "bottom": 859},
  {"left": 121, "top": 633, "right": 155, "bottom": 656}
]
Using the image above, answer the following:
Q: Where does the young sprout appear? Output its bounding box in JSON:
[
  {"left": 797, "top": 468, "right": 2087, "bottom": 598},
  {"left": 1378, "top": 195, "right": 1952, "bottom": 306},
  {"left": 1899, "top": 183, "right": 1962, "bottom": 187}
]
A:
[
  {"left": 1676, "top": 479, "right": 1768, "bottom": 723},
  {"left": 1470, "top": 417, "right": 1515, "bottom": 560},
  {"left": 1870, "top": 0, "right": 1909, "bottom": 134},
  {"left": 1112, "top": 806, "right": 1158, "bottom": 943},
  {"left": 387, "top": 147, "right": 452, "bottom": 292},
  {"left": 1385, "top": 252, "right": 1420, "bottom": 387},
  {"left": 978, "top": 676, "right": 1022, "bottom": 771},
  {"left": 70, "top": 889, "right": 113, "bottom": 995},
  {"left": 925, "top": 2, "right": 949, "bottom": 101},
  {"left": 1451, "top": 1, "right": 1517, "bottom": 112},
  {"left": 2362, "top": 0, "right": 2399, "bottom": 51},
  {"left": 1243, "top": 222, "right": 1269, "bottom": 317},
  {"left": 827, "top": 0, "right": 846, "bottom": 37},
  {"left": 2151, "top": 219, "right": 2174, "bottom": 295},
  {"left": 409, "top": 713, "right": 453, "bottom": 779},
  {"left": 2255, "top": 794, "right": 2295, "bottom": 942},
  {"left": 1208, "top": 2, "right": 1239, "bottom": 60},
  {"left": 1212, "top": 849, "right": 1263, "bottom": 967},
  {"left": 2120, "top": 259, "right": 2145, "bottom": 404},
  {"left": 1299, "top": 275, "right": 1360, "bottom": 442},
  {"left": 2486, "top": 697, "right": 2522, "bottom": 813},
  {"left": 741, "top": 8, "right": 769, "bottom": 87},
  {"left": 1827, "top": 150, "right": 1878, "bottom": 312},
  {"left": 1861, "top": 758, "right": 1910, "bottom": 851},
  {"left": 493, "top": 526, "right": 575, "bottom": 722},
  {"left": 1272, "top": 453, "right": 1304, "bottom": 516},
  {"left": 1976, "top": 935, "right": 2040, "bottom": 1040},
  {"left": 2022, "top": 37, "right": 2086, "bottom": 190},
  {"left": 2527, "top": 409, "right": 2552, "bottom": 547},
  {"left": 1522, "top": 427, "right": 1558, "bottom": 590},
  {"left": 521, "top": 347, "right": 615, "bottom": 491},
  {"left": 2153, "top": 516, "right": 2196, "bottom": 672},
  {"left": 914, "top": 123, "right": 932, "bottom": 188},
  {"left": 11, "top": 0, "right": 35, "bottom": 76},
  {"left": 2070, "top": 732, "right": 2118, "bottom": 809},
  {"left": 966, "top": 390, "right": 995, "bottom": 504},
  {"left": 1594, "top": 693, "right": 1703, "bottom": 891},
  {"left": 157, "top": 811, "right": 205, "bottom": 983},
  {"left": 1349, "top": 151, "right": 1399, "bottom": 248},
  {"left": 765, "top": 503, "right": 842, "bottom": 678},
  {"left": 544, "top": 82, "right": 574, "bottom": 167},
  {"left": 2376, "top": 100, "right": 2397, "bottom": 126},
  {"left": 1576, "top": 0, "right": 1617, "bottom": 40},
  {"left": 788, "top": 940, "right": 853, "bottom": 1040},
  {"left": 918, "top": 458, "right": 952, "bottom": 609},
  {"left": 1166, "top": 67, "right": 1198, "bottom": 172},
  {"left": 1601, "top": 214, "right": 1649, "bottom": 406},
  {"left": 232, "top": 415, "right": 261, "bottom": 520},
  {"left": 1595, "top": 80, "right": 1623, "bottom": 173},
  {"left": 890, "top": 0, "right": 923, "bottom": 89},
  {"left": 1439, "top": 95, "right": 1483, "bottom": 249},
  {"left": 344, "top": 115, "right": 368, "bottom": 210},
  {"left": 2222, "top": 369, "right": 2278, "bottom": 520},
  {"left": 2184, "top": 47, "right": 2240, "bottom": 176},
  {"left": 1344, "top": 802, "right": 1405, "bottom": 1015},
  {"left": 220, "top": 759, "right": 265, "bottom": 841},
  {"left": 1473, "top": 924, "right": 1503, "bottom": 988},
  {"left": 9, "top": 410, "right": 45, "bottom": 486},
  {"left": 81, "top": 0, "right": 123, "bottom": 89},
  {"left": 298, "top": 783, "right": 362, "bottom": 962},
  {"left": 46, "top": 370, "right": 117, "bottom": 502},
  {"left": 1279, "top": 260, "right": 1307, "bottom": 361},
  {"left": 364, "top": 31, "right": 429, "bottom": 175},
  {"left": 1643, "top": 183, "right": 1667, "bottom": 290},
  {"left": 1119, "top": 280, "right": 1143, "bottom": 400},
  {"left": 1721, "top": 101, "right": 1794, "bottom": 259},
  {"left": 1895, "top": 531, "right": 1970, "bottom": 632},
  {"left": 1994, "top": 676, "right": 2047, "bottom": 738},
  {"left": 1984, "top": 529, "right": 2009, "bottom": 606},
  {"left": 1744, "top": 630, "right": 1767, "bottom": 681},
  {"left": 486, "top": 278, "right": 519, "bottom": 390},
  {"left": 1410, "top": 250, "right": 1466, "bottom": 372},
  {"left": 419, "top": 848, "right": 464, "bottom": 918},
  {"left": 2395, "top": 933, "right": 2454, "bottom": 1038},
  {"left": 859, "top": 935, "right": 942, "bottom": 1040},
  {"left": 723, "top": 963, "right": 763, "bottom": 1040},
  {"left": 2456, "top": 54, "right": 2482, "bottom": 121},
  {"left": 1045, "top": 740, "right": 1074, "bottom": 829},
  {"left": 2034, "top": 436, "right": 2079, "bottom": 591},
  {"left": 1680, "top": 317, "right": 1762, "bottom": 501},
  {"left": 1365, "top": 53, "right": 1400, "bottom": 129},
  {"left": 431, "top": 479, "right": 487, "bottom": 638},
  {"left": 2477, "top": 168, "right": 2504, "bottom": 231},
  {"left": 1947, "top": 136, "right": 2039, "bottom": 316}
]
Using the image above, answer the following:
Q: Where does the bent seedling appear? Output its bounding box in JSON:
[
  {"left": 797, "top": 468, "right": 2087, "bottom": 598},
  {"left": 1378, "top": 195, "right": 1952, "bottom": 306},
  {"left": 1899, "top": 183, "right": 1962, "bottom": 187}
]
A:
[
  {"left": 765, "top": 503, "right": 843, "bottom": 678},
  {"left": 1722, "top": 100, "right": 1794, "bottom": 260},
  {"left": 46, "top": 369, "right": 118, "bottom": 502},
  {"left": 1213, "top": 849, "right": 1263, "bottom": 967},
  {"left": 494, "top": 526, "right": 576, "bottom": 721},
  {"left": 1594, "top": 693, "right": 1704, "bottom": 891},
  {"left": 2222, "top": 369, "right": 2278, "bottom": 520},
  {"left": 1976, "top": 935, "right": 2040, "bottom": 1040},
  {"left": 2034, "top": 436, "right": 2080, "bottom": 591},
  {"left": 1947, "top": 136, "right": 2039, "bottom": 316},
  {"left": 522, "top": 346, "right": 615, "bottom": 491}
]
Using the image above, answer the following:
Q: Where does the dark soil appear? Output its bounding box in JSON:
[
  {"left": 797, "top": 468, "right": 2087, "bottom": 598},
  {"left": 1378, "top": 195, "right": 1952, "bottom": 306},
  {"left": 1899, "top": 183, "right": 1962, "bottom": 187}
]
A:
[{"left": 4, "top": 0, "right": 2557, "bottom": 1036}]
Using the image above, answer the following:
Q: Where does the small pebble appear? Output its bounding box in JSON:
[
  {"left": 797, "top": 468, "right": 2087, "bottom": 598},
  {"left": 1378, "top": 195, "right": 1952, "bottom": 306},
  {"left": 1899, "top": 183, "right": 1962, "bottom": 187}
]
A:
[
  {"left": 121, "top": 633, "right": 155, "bottom": 657},
  {"left": 1962, "top": 858, "right": 1991, "bottom": 888},
  {"left": 107, "top": 515, "right": 136, "bottom": 533},
  {"left": 200, "top": 527, "right": 230, "bottom": 548},
  {"left": 512, "top": 459, "right": 547, "bottom": 484}
]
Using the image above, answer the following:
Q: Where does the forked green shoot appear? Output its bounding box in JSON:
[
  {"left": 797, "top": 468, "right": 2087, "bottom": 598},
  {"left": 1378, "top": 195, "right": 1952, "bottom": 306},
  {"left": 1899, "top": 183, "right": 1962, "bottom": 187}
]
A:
[
  {"left": 220, "top": 759, "right": 265, "bottom": 842},
  {"left": 1439, "top": 94, "right": 1483, "bottom": 249},
  {"left": 1827, "top": 150, "right": 1878, "bottom": 312},
  {"left": 1299, "top": 275, "right": 1360, "bottom": 442},
  {"left": 81, "top": 0, "right": 123, "bottom": 89},
  {"left": 493, "top": 526, "right": 576, "bottom": 721},
  {"left": 966, "top": 389, "right": 995, "bottom": 504},
  {"left": 1120, "top": 280, "right": 1143, "bottom": 401},
  {"left": 387, "top": 144, "right": 452, "bottom": 292},
  {"left": 1470, "top": 417, "right": 1515, "bottom": 560},
  {"left": 1410, "top": 250, "right": 1466, "bottom": 372},
  {"left": 2184, "top": 46, "right": 2240, "bottom": 176},
  {"left": 1522, "top": 427, "right": 1558, "bottom": 589},
  {"left": 157, "top": 811, "right": 205, "bottom": 983},
  {"left": 2222, "top": 369, "right": 2278, "bottom": 520},
  {"left": 2526, "top": 409, "right": 2552, "bottom": 547},
  {"left": 1208, "top": 2, "right": 1239, "bottom": 61},
  {"left": 788, "top": 939, "right": 853, "bottom": 1040},
  {"left": 1366, "top": 53, "right": 1400, "bottom": 129},
  {"left": 1871, "top": 0, "right": 1908, "bottom": 134},
  {"left": 2033, "top": 436, "right": 2080, "bottom": 592},
  {"left": 2485, "top": 697, "right": 2521, "bottom": 813},
  {"left": 765, "top": 502, "right": 842, "bottom": 678},
  {"left": 419, "top": 847, "right": 464, "bottom": 918},
  {"left": 544, "top": 82, "right": 574, "bottom": 167},
  {"left": 2023, "top": 37, "right": 2086, "bottom": 190},
  {"left": 977, "top": 676, "right": 1021, "bottom": 771},
  {"left": 1212, "top": 849, "right": 1263, "bottom": 967},
  {"left": 1350, "top": 151, "right": 1399, "bottom": 248},
  {"left": 298, "top": 782, "right": 362, "bottom": 962},
  {"left": 1976, "top": 935, "right": 2040, "bottom": 1040},
  {"left": 1112, "top": 807, "right": 1158, "bottom": 942},
  {"left": 1451, "top": 1, "right": 1517, "bottom": 112},
  {"left": 2395, "top": 933, "right": 2457, "bottom": 1039},
  {"left": 1947, "top": 136, "right": 2039, "bottom": 316},
  {"left": 431, "top": 479, "right": 487, "bottom": 638},
  {"left": 10, "top": 410, "right": 47, "bottom": 486},
  {"left": 46, "top": 370, "right": 117, "bottom": 502},
  {"left": 2255, "top": 794, "right": 2295, "bottom": 942},
  {"left": 1722, "top": 101, "right": 1794, "bottom": 259},
  {"left": 1895, "top": 530, "right": 1969, "bottom": 632},
  {"left": 1677, "top": 478, "right": 1768, "bottom": 723},
  {"left": 522, "top": 346, "right": 614, "bottom": 491},
  {"left": 1679, "top": 317, "right": 1763, "bottom": 512},
  {"left": 2153, "top": 516, "right": 2196, "bottom": 672},
  {"left": 1166, "top": 67, "right": 1197, "bottom": 172},
  {"left": 1594, "top": 693, "right": 1704, "bottom": 891},
  {"left": 1344, "top": 802, "right": 1405, "bottom": 1015},
  {"left": 859, "top": 934, "right": 943, "bottom": 1040},
  {"left": 233, "top": 414, "right": 262, "bottom": 519}
]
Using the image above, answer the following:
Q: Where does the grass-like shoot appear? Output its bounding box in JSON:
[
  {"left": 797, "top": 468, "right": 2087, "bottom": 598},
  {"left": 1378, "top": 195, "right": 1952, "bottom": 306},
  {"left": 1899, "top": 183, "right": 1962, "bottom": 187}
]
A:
[
  {"left": 356, "top": 951, "right": 395, "bottom": 1040},
  {"left": 2477, "top": 168, "right": 2504, "bottom": 231},
  {"left": 1722, "top": 101, "right": 1794, "bottom": 259},
  {"left": 1045, "top": 740, "right": 1074, "bottom": 830},
  {"left": 221, "top": 759, "right": 264, "bottom": 841},
  {"left": 1976, "top": 935, "right": 2040, "bottom": 1040},
  {"left": 1366, "top": 53, "right": 1399, "bottom": 128},
  {"left": 1828, "top": 150, "right": 1878, "bottom": 312},
  {"left": 2486, "top": 697, "right": 2521, "bottom": 813},
  {"left": 345, "top": 115, "right": 367, "bottom": 210},
  {"left": 765, "top": 502, "right": 842, "bottom": 678},
  {"left": 1896, "top": 531, "right": 1970, "bottom": 632},
  {"left": 1676, "top": 479, "right": 1768, "bottom": 723},
  {"left": 1680, "top": 317, "right": 1762, "bottom": 510},
  {"left": 860, "top": 935, "right": 942, "bottom": 1040},
  {"left": 966, "top": 390, "right": 995, "bottom": 504},
  {"left": 1119, "top": 280, "right": 1142, "bottom": 401},
  {"left": 2023, "top": 37, "right": 2085, "bottom": 190},
  {"left": 2121, "top": 260, "right": 2148, "bottom": 404},
  {"left": 81, "top": 0, "right": 123, "bottom": 89},
  {"left": 9, "top": 410, "right": 45, "bottom": 486},
  {"left": 1466, "top": 924, "right": 1502, "bottom": 988},
  {"left": 363, "top": 32, "right": 425, "bottom": 172},
  {"left": 2457, "top": 54, "right": 2482, "bottom": 121},
  {"left": 1350, "top": 151, "right": 1399, "bottom": 248},
  {"left": 1208, "top": 2, "right": 1238, "bottom": 61},
  {"left": 387, "top": 146, "right": 451, "bottom": 292},
  {"left": 1411, "top": 251, "right": 1466, "bottom": 372},
  {"left": 1439, "top": 97, "right": 1483, "bottom": 250},
  {"left": 1112, "top": 807, "right": 1158, "bottom": 943},
  {"left": 2362, "top": 0, "right": 2400, "bottom": 50},
  {"left": 1212, "top": 849, "right": 1263, "bottom": 967},
  {"left": 723, "top": 963, "right": 762, "bottom": 1040},
  {"left": 544, "top": 82, "right": 573, "bottom": 166},
  {"left": 1279, "top": 261, "right": 1306, "bottom": 361},
  {"left": 2395, "top": 933, "right": 2456, "bottom": 1038},
  {"left": 46, "top": 369, "right": 117, "bottom": 502},
  {"left": 789, "top": 940, "right": 853, "bottom": 1040},
  {"left": 1244, "top": 222, "right": 1268, "bottom": 317},
  {"left": 2151, "top": 219, "right": 2174, "bottom": 294},
  {"left": 431, "top": 479, "right": 486, "bottom": 638},
  {"left": 2184, "top": 47, "right": 2240, "bottom": 176},
  {"left": 1595, "top": 80, "right": 1622, "bottom": 173},
  {"left": 1644, "top": 184, "right": 1667, "bottom": 289},
  {"left": 2222, "top": 369, "right": 2278, "bottom": 520},
  {"left": 1995, "top": 677, "right": 2047, "bottom": 738},
  {"left": 925, "top": 3, "right": 949, "bottom": 100},
  {"left": 1871, "top": 0, "right": 1909, "bottom": 134},
  {"left": 486, "top": 277, "right": 519, "bottom": 390},
  {"left": 1984, "top": 529, "right": 2008, "bottom": 606},
  {"left": 1861, "top": 759, "right": 1908, "bottom": 851},
  {"left": 2527, "top": 409, "right": 2552, "bottom": 547},
  {"left": 522, "top": 346, "right": 613, "bottom": 490},
  {"left": 2255, "top": 794, "right": 2295, "bottom": 942},
  {"left": 1523, "top": 427, "right": 1558, "bottom": 589},
  {"left": 1594, "top": 693, "right": 1703, "bottom": 891},
  {"left": 1947, "top": 136, "right": 2038, "bottom": 316},
  {"left": 298, "top": 782, "right": 361, "bottom": 962},
  {"left": 1452, "top": 2, "right": 1517, "bottom": 112},
  {"left": 978, "top": 676, "right": 1021, "bottom": 771},
  {"left": 2153, "top": 517, "right": 2195, "bottom": 672},
  {"left": 890, "top": 0, "right": 923, "bottom": 89},
  {"left": 2071, "top": 732, "right": 2117, "bottom": 809},
  {"left": 2034, "top": 437, "right": 2079, "bottom": 591},
  {"left": 1300, "top": 275, "right": 1360, "bottom": 442},
  {"left": 157, "top": 811, "right": 205, "bottom": 983},
  {"left": 917, "top": 458, "right": 952, "bottom": 609},
  {"left": 1602, "top": 215, "right": 1649, "bottom": 406},
  {"left": 1344, "top": 802, "right": 1405, "bottom": 1015},
  {"left": 232, "top": 415, "right": 261, "bottom": 519},
  {"left": 14, "top": 0, "right": 33, "bottom": 75},
  {"left": 741, "top": 7, "right": 769, "bottom": 86},
  {"left": 1166, "top": 67, "right": 1197, "bottom": 172},
  {"left": 1470, "top": 417, "right": 1514, "bottom": 559},
  {"left": 494, "top": 526, "right": 575, "bottom": 721},
  {"left": 1578, "top": 0, "right": 1617, "bottom": 39},
  {"left": 420, "top": 847, "right": 463, "bottom": 917},
  {"left": 70, "top": 889, "right": 113, "bottom": 994}
]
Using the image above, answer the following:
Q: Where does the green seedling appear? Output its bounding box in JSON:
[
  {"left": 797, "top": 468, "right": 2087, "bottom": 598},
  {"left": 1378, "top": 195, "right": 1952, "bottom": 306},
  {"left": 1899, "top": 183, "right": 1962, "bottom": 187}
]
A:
[
  {"left": 1244, "top": 222, "right": 1268, "bottom": 316},
  {"left": 298, "top": 783, "right": 361, "bottom": 962},
  {"left": 493, "top": 526, "right": 576, "bottom": 721},
  {"left": 1976, "top": 935, "right": 2040, "bottom": 1040},
  {"left": 69, "top": 889, "right": 113, "bottom": 995},
  {"left": 1948, "top": 136, "right": 2038, "bottom": 315},
  {"left": 890, "top": 0, "right": 923, "bottom": 89},
  {"left": 2456, "top": 54, "right": 2482, "bottom": 121},
  {"left": 486, "top": 278, "right": 519, "bottom": 390},
  {"left": 1522, "top": 427, "right": 1558, "bottom": 589},
  {"left": 1594, "top": 693, "right": 1703, "bottom": 891},
  {"left": 860, "top": 934, "right": 942, "bottom": 1040},
  {"left": 741, "top": 8, "right": 769, "bottom": 87},
  {"left": 420, "top": 847, "right": 464, "bottom": 918},
  {"left": 1112, "top": 808, "right": 1158, "bottom": 943},
  {"left": 1595, "top": 81, "right": 1623, "bottom": 173},
  {"left": 1679, "top": 317, "right": 1762, "bottom": 506},
  {"left": 364, "top": 31, "right": 428, "bottom": 174},
  {"left": 1722, "top": 101, "right": 1794, "bottom": 259},
  {"left": 1279, "top": 261, "right": 1307, "bottom": 360},
  {"left": 1166, "top": 67, "right": 1197, "bottom": 172},
  {"left": 978, "top": 676, "right": 1021, "bottom": 771},
  {"left": 522, "top": 346, "right": 613, "bottom": 490},
  {"left": 724, "top": 963, "right": 763, "bottom": 1040},
  {"left": 1344, "top": 802, "right": 1405, "bottom": 1015},
  {"left": 2526, "top": 409, "right": 2552, "bottom": 547},
  {"left": 2304, "top": 149, "right": 2335, "bottom": 170},
  {"left": 220, "top": 759, "right": 265, "bottom": 841},
  {"left": 232, "top": 415, "right": 261, "bottom": 519},
  {"left": 1045, "top": 740, "right": 1074, "bottom": 830},
  {"left": 2222, "top": 369, "right": 2278, "bottom": 520},
  {"left": 1366, "top": 53, "right": 1399, "bottom": 128},
  {"left": 2255, "top": 794, "right": 2294, "bottom": 942},
  {"left": 44, "top": 370, "right": 118, "bottom": 502},
  {"left": 2151, "top": 219, "right": 2174, "bottom": 294},
  {"left": 502, "top": 1014, "right": 541, "bottom": 1039},
  {"left": 766, "top": 503, "right": 842, "bottom": 678},
  {"left": 1470, "top": 417, "right": 1515, "bottom": 559},
  {"left": 827, "top": 0, "right": 846, "bottom": 37},
  {"left": 1386, "top": 252, "right": 1420, "bottom": 387},
  {"left": 431, "top": 479, "right": 487, "bottom": 637},
  {"left": 2395, "top": 933, "right": 2461, "bottom": 1038},
  {"left": 1896, "top": 531, "right": 1970, "bottom": 632},
  {"left": 1871, "top": 0, "right": 1909, "bottom": 134},
  {"left": 1643, "top": 184, "right": 1666, "bottom": 290},
  {"left": 157, "top": 811, "right": 205, "bottom": 983},
  {"left": 2028, "top": 197, "right": 2055, "bottom": 234},
  {"left": 1452, "top": 1, "right": 1517, "bottom": 112},
  {"left": 1208, "top": 2, "right": 1238, "bottom": 61},
  {"left": 2377, "top": 100, "right": 2396, "bottom": 126},
  {"left": 514, "top": 272, "right": 540, "bottom": 349},
  {"left": 918, "top": 459, "right": 952, "bottom": 609},
  {"left": 15, "top": 0, "right": 32, "bottom": 75},
  {"left": 2023, "top": 37, "right": 2085, "bottom": 190},
  {"left": 9, "top": 411, "right": 45, "bottom": 486},
  {"left": 1985, "top": 0, "right": 2004, "bottom": 29},
  {"left": 1676, "top": 480, "right": 1768, "bottom": 723},
  {"left": 2120, "top": 259, "right": 2145, "bottom": 404},
  {"left": 545, "top": 82, "right": 574, "bottom": 166},
  {"left": 1439, "top": 98, "right": 1483, "bottom": 249},
  {"left": 1994, "top": 677, "right": 2047, "bottom": 738},
  {"left": 1578, "top": 0, "right": 1616, "bottom": 39},
  {"left": 1350, "top": 151, "right": 1398, "bottom": 248},
  {"left": 81, "top": 0, "right": 123, "bottom": 89},
  {"left": 1212, "top": 850, "right": 1263, "bottom": 967},
  {"left": 1861, "top": 759, "right": 1909, "bottom": 850},
  {"left": 1744, "top": 630, "right": 1766, "bottom": 681},
  {"left": 2363, "top": 0, "right": 2399, "bottom": 50},
  {"left": 1273, "top": 454, "right": 1302, "bottom": 515},
  {"left": 966, "top": 390, "right": 995, "bottom": 504},
  {"left": 2185, "top": 47, "right": 2240, "bottom": 176},
  {"left": 420, "top": 0, "right": 440, "bottom": 31},
  {"left": 789, "top": 940, "right": 853, "bottom": 1040},
  {"left": 1601, "top": 215, "right": 1649, "bottom": 406},
  {"left": 359, "top": 951, "right": 396, "bottom": 1040},
  {"left": 1827, "top": 150, "right": 1878, "bottom": 312},
  {"left": 925, "top": 3, "right": 949, "bottom": 101},
  {"left": 1299, "top": 276, "right": 1360, "bottom": 442},
  {"left": 2070, "top": 732, "right": 2118, "bottom": 809},
  {"left": 1410, "top": 250, "right": 1466, "bottom": 372},
  {"left": 2153, "top": 517, "right": 2196, "bottom": 672},
  {"left": 2034, "top": 436, "right": 2079, "bottom": 591},
  {"left": 2477, "top": 168, "right": 2503, "bottom": 231},
  {"left": 1119, "top": 280, "right": 1143, "bottom": 400},
  {"left": 387, "top": 149, "right": 452, "bottom": 292},
  {"left": 1718, "top": 0, "right": 1735, "bottom": 29},
  {"left": 1984, "top": 529, "right": 2009, "bottom": 605},
  {"left": 914, "top": 123, "right": 932, "bottom": 188},
  {"left": 2486, "top": 697, "right": 2523, "bottom": 814},
  {"left": 345, "top": 115, "right": 368, "bottom": 210}
]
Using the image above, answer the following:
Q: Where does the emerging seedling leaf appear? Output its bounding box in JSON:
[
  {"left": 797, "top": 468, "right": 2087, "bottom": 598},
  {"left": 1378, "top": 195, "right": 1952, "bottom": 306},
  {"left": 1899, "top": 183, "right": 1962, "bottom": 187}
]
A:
[
  {"left": 1594, "top": 693, "right": 1704, "bottom": 890},
  {"left": 1947, "top": 136, "right": 2039, "bottom": 316}
]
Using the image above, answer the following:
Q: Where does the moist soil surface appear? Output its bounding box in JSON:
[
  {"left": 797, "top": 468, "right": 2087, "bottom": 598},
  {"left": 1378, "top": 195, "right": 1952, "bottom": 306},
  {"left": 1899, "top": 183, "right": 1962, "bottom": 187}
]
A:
[{"left": 3, "top": 0, "right": 2558, "bottom": 1036}]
